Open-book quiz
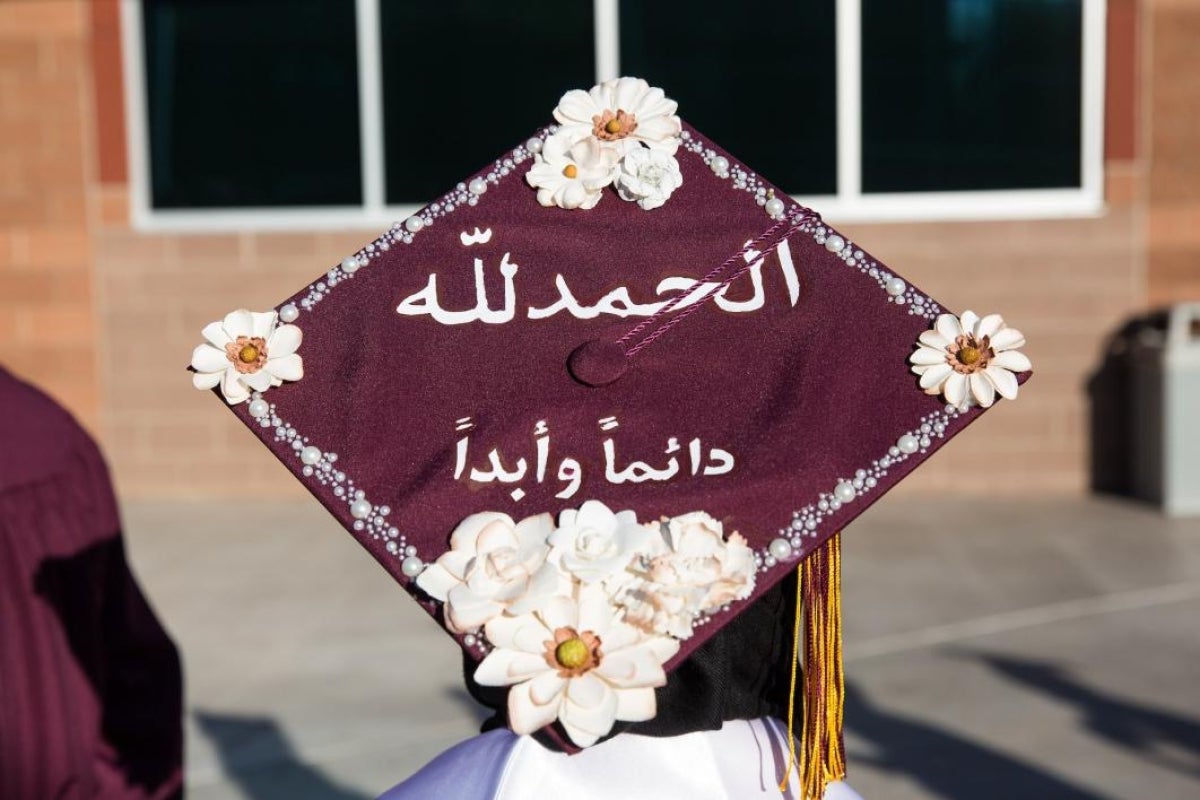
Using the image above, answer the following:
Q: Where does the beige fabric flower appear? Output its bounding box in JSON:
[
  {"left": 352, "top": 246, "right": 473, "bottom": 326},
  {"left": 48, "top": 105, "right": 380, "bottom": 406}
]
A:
[
  {"left": 553, "top": 77, "right": 682, "bottom": 156},
  {"left": 525, "top": 133, "right": 620, "bottom": 210},
  {"left": 909, "top": 311, "right": 1031, "bottom": 408},
  {"left": 473, "top": 585, "right": 679, "bottom": 747},
  {"left": 416, "top": 512, "right": 563, "bottom": 634},
  {"left": 190, "top": 309, "right": 303, "bottom": 404},
  {"left": 616, "top": 512, "right": 756, "bottom": 639}
]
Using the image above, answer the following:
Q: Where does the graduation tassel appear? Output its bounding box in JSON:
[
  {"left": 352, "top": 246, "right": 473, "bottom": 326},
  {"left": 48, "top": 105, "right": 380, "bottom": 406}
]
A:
[{"left": 780, "top": 531, "right": 847, "bottom": 798}]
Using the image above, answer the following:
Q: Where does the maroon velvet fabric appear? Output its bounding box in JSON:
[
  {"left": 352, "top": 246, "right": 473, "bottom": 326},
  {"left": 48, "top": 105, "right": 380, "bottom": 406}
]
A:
[
  {"left": 204, "top": 120, "right": 1028, "bottom": 748},
  {"left": 0, "top": 368, "right": 183, "bottom": 799}
]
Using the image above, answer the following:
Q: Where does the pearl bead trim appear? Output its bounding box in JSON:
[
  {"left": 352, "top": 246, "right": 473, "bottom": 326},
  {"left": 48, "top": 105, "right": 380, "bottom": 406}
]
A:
[
  {"left": 752, "top": 403, "right": 964, "bottom": 572},
  {"left": 286, "top": 126, "right": 558, "bottom": 317},
  {"left": 248, "top": 392, "right": 492, "bottom": 656},
  {"left": 281, "top": 124, "right": 938, "bottom": 326},
  {"left": 680, "top": 130, "right": 784, "bottom": 216},
  {"left": 248, "top": 393, "right": 420, "bottom": 575},
  {"left": 677, "top": 127, "right": 941, "bottom": 318},
  {"left": 797, "top": 214, "right": 941, "bottom": 321}
]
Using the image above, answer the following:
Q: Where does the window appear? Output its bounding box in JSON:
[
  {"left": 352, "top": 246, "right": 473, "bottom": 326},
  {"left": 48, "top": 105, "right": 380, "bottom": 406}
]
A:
[
  {"left": 122, "top": 0, "right": 1105, "bottom": 230},
  {"left": 141, "top": 0, "right": 362, "bottom": 209},
  {"left": 861, "top": 0, "right": 1084, "bottom": 193}
]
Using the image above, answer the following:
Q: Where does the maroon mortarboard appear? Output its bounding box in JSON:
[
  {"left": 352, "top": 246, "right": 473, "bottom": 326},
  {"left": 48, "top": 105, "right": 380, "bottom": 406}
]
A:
[{"left": 189, "top": 77, "right": 1030, "bottom": 790}]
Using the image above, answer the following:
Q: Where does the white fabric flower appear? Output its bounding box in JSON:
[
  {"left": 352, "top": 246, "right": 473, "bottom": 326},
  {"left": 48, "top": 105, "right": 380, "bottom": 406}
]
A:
[
  {"left": 474, "top": 584, "right": 679, "bottom": 747},
  {"left": 548, "top": 500, "right": 655, "bottom": 584},
  {"left": 416, "top": 512, "right": 563, "bottom": 634},
  {"left": 615, "top": 149, "right": 683, "bottom": 211},
  {"left": 525, "top": 133, "right": 619, "bottom": 210},
  {"left": 909, "top": 311, "right": 1031, "bottom": 409},
  {"left": 616, "top": 512, "right": 756, "bottom": 640},
  {"left": 553, "top": 77, "right": 682, "bottom": 156},
  {"left": 190, "top": 309, "right": 303, "bottom": 405}
]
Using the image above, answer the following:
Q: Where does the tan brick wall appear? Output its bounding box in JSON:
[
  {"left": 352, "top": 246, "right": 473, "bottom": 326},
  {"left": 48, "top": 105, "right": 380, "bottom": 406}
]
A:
[
  {"left": 836, "top": 184, "right": 1143, "bottom": 495},
  {"left": 90, "top": 201, "right": 379, "bottom": 498},
  {"left": 1146, "top": 0, "right": 1200, "bottom": 303},
  {"left": 0, "top": 0, "right": 100, "bottom": 433}
]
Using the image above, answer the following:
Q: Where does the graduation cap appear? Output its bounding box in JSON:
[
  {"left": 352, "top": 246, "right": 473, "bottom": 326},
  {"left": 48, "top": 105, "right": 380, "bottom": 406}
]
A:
[{"left": 190, "top": 77, "right": 1030, "bottom": 796}]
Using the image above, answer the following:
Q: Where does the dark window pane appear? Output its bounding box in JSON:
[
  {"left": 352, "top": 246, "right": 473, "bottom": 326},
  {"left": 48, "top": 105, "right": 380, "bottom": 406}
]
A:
[
  {"left": 143, "top": 0, "right": 362, "bottom": 208},
  {"left": 380, "top": 2, "right": 593, "bottom": 203},
  {"left": 862, "top": 0, "right": 1082, "bottom": 193},
  {"left": 620, "top": 0, "right": 837, "bottom": 195}
]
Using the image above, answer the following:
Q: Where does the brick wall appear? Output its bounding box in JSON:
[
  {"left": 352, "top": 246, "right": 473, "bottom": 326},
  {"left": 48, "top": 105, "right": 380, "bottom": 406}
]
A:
[
  {"left": 92, "top": 212, "right": 379, "bottom": 496},
  {"left": 0, "top": 0, "right": 100, "bottom": 433},
  {"left": 1147, "top": 0, "right": 1200, "bottom": 303},
  {"left": 3, "top": 1, "right": 1195, "bottom": 500}
]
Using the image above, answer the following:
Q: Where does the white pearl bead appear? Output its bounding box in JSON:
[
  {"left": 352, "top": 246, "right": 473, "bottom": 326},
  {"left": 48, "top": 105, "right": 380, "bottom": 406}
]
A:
[
  {"left": 834, "top": 481, "right": 856, "bottom": 503},
  {"left": 401, "top": 556, "right": 424, "bottom": 576},
  {"left": 300, "top": 445, "right": 323, "bottom": 465},
  {"left": 764, "top": 197, "right": 785, "bottom": 217},
  {"left": 350, "top": 499, "right": 372, "bottom": 519},
  {"left": 885, "top": 277, "right": 906, "bottom": 296},
  {"left": 897, "top": 434, "right": 920, "bottom": 454},
  {"left": 526, "top": 137, "right": 543, "bottom": 154},
  {"left": 468, "top": 178, "right": 487, "bottom": 195},
  {"left": 386, "top": 541, "right": 399, "bottom": 554},
  {"left": 341, "top": 256, "right": 360, "bottom": 274},
  {"left": 769, "top": 538, "right": 792, "bottom": 560},
  {"left": 248, "top": 399, "right": 269, "bottom": 419},
  {"left": 825, "top": 234, "right": 846, "bottom": 253},
  {"left": 404, "top": 216, "right": 424, "bottom": 233},
  {"left": 278, "top": 303, "right": 299, "bottom": 323},
  {"left": 711, "top": 155, "right": 729, "bottom": 174}
]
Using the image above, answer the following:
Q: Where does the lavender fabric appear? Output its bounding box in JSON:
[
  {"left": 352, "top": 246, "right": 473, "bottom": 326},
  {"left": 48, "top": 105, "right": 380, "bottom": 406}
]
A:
[
  {"left": 0, "top": 367, "right": 183, "bottom": 799},
  {"left": 377, "top": 718, "right": 866, "bottom": 799},
  {"left": 377, "top": 729, "right": 518, "bottom": 800}
]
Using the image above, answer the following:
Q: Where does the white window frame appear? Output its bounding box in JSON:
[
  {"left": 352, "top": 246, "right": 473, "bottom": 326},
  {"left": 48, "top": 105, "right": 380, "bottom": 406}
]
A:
[{"left": 121, "top": 0, "right": 1106, "bottom": 233}]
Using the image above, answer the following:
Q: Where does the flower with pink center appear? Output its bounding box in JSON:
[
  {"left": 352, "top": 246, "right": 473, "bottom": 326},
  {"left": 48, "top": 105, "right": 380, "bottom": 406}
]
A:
[
  {"left": 553, "top": 77, "right": 682, "bottom": 156},
  {"left": 909, "top": 311, "right": 1031, "bottom": 408},
  {"left": 190, "top": 309, "right": 303, "bottom": 404},
  {"left": 474, "top": 584, "right": 679, "bottom": 747}
]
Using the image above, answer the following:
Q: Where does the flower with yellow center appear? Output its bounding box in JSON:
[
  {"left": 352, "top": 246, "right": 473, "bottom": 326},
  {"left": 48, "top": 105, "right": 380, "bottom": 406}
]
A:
[
  {"left": 545, "top": 627, "right": 602, "bottom": 677},
  {"left": 190, "top": 309, "right": 304, "bottom": 404},
  {"left": 909, "top": 311, "right": 1030, "bottom": 408},
  {"left": 525, "top": 132, "right": 619, "bottom": 210},
  {"left": 474, "top": 585, "right": 679, "bottom": 747}
]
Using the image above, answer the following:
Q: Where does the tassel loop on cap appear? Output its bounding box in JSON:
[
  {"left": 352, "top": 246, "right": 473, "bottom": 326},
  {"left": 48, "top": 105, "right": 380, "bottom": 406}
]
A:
[{"left": 779, "top": 531, "right": 846, "bottom": 798}]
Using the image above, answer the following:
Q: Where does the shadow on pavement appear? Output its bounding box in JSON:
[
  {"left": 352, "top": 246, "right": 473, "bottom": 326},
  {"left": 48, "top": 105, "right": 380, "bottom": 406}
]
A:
[
  {"left": 976, "top": 653, "right": 1200, "bottom": 779},
  {"left": 194, "top": 711, "right": 370, "bottom": 800},
  {"left": 844, "top": 682, "right": 1113, "bottom": 799}
]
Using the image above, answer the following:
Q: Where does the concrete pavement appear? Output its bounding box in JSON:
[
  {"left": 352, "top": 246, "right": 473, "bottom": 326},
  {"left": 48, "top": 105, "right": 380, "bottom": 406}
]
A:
[{"left": 119, "top": 495, "right": 1200, "bottom": 799}]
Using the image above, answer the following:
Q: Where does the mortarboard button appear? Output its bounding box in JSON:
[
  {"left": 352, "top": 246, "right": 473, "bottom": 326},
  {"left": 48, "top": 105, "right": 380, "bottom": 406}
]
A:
[{"left": 567, "top": 339, "right": 628, "bottom": 387}]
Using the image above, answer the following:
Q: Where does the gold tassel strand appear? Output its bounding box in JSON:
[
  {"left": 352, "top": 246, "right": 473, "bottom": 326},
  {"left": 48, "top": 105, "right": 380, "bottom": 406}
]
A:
[{"left": 779, "top": 532, "right": 847, "bottom": 798}]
